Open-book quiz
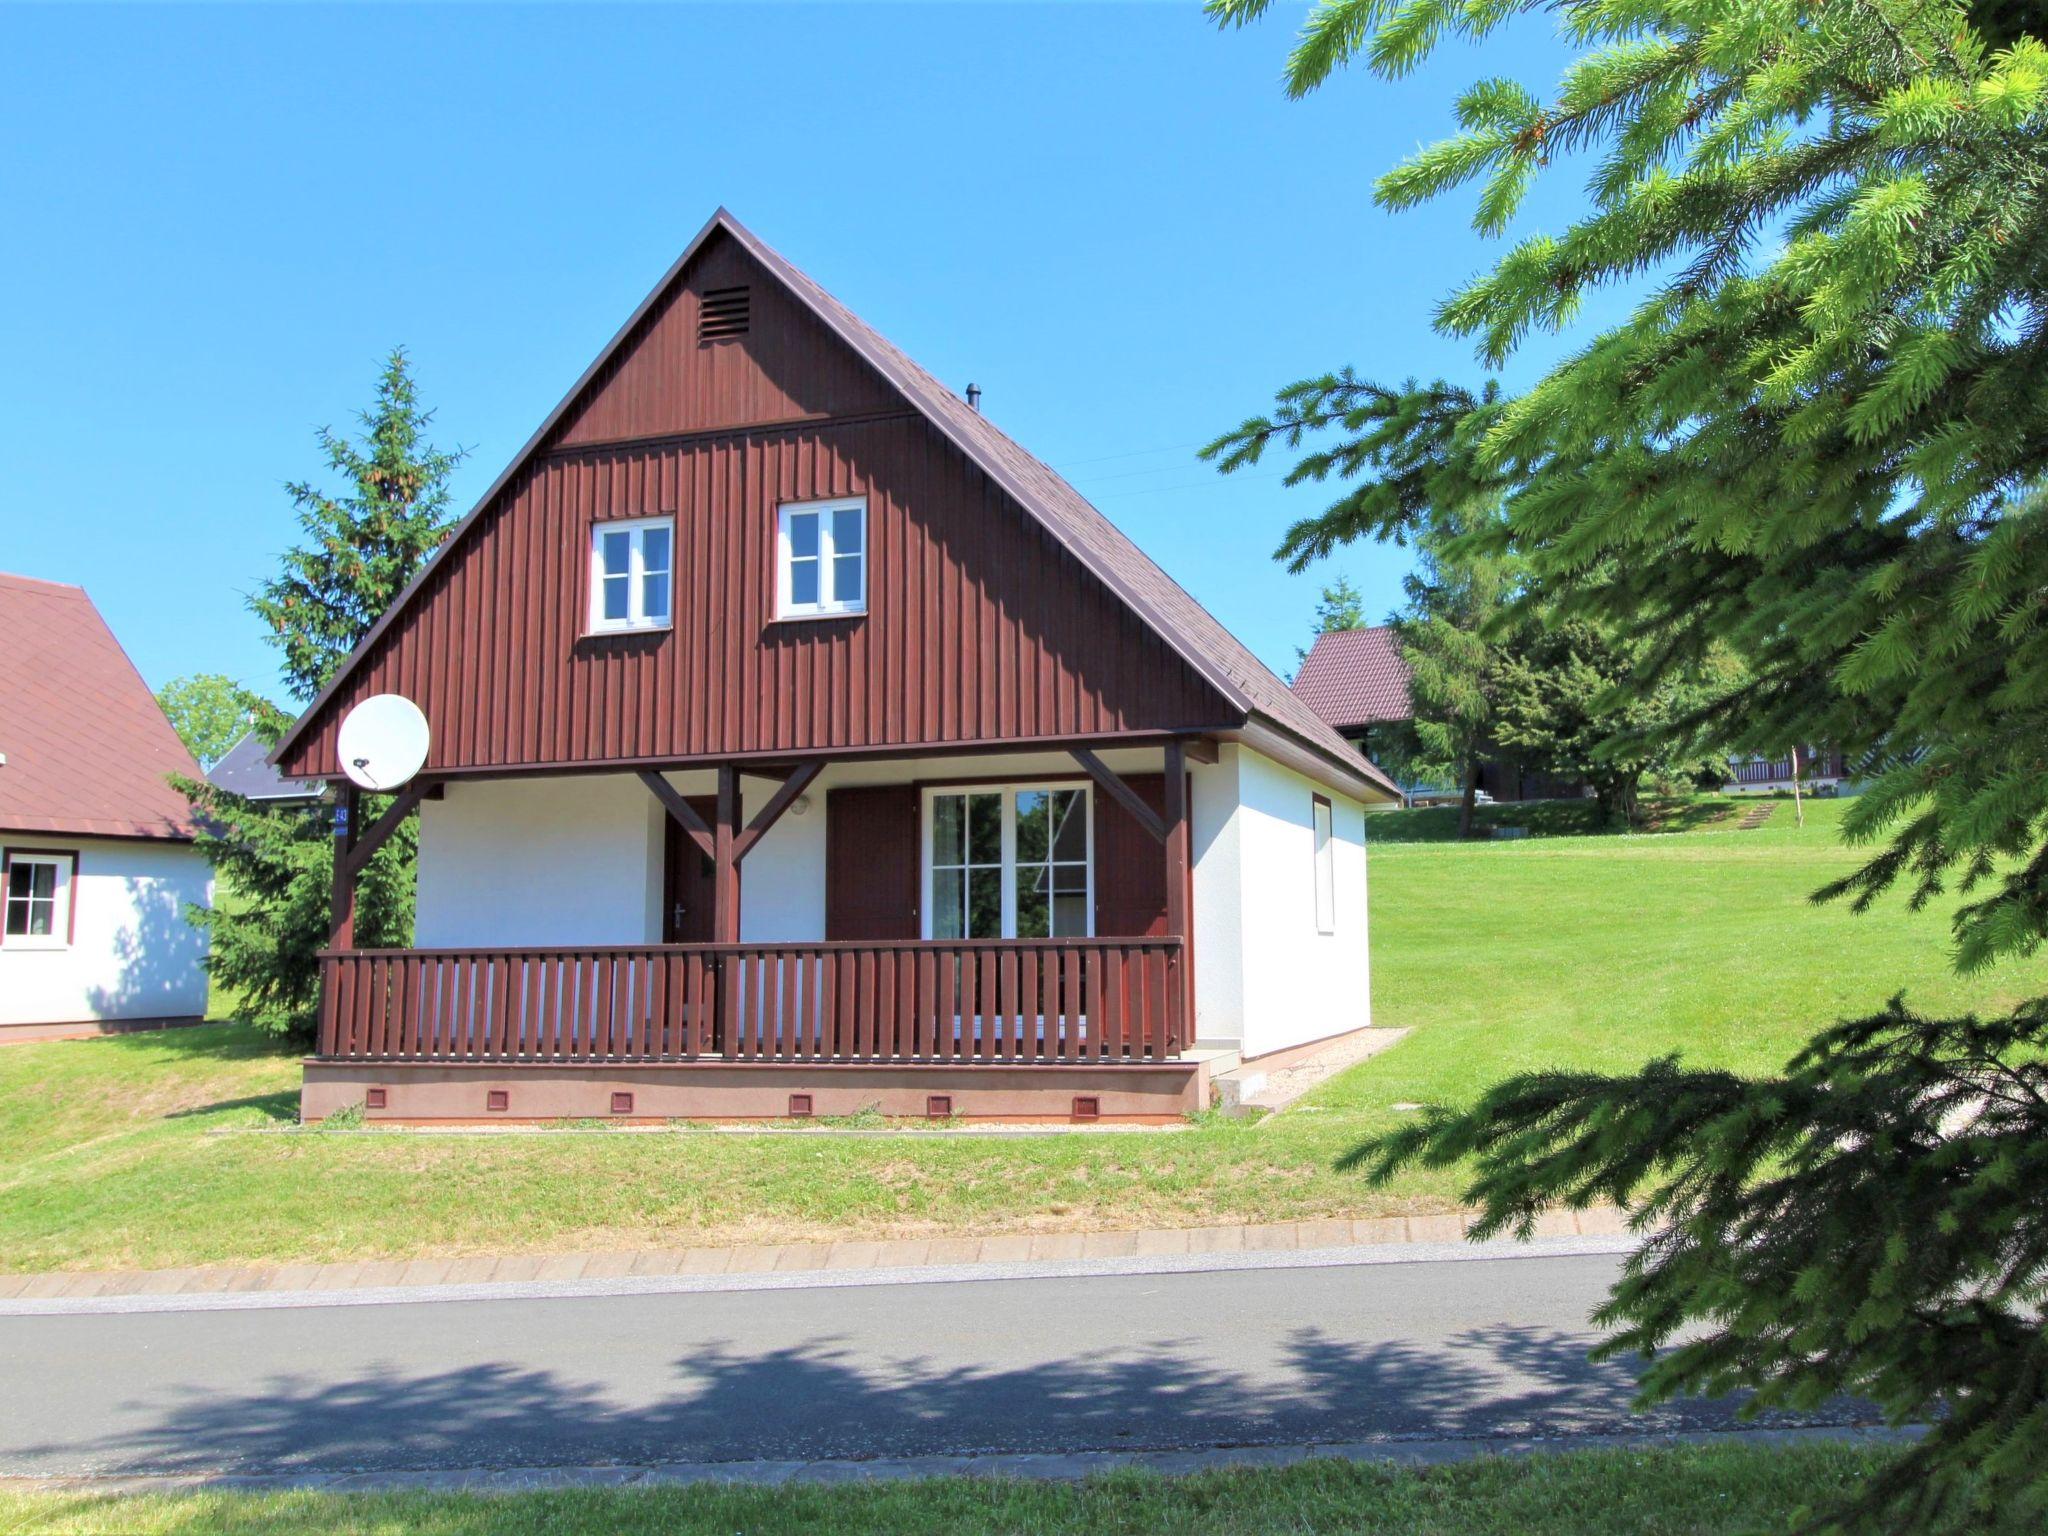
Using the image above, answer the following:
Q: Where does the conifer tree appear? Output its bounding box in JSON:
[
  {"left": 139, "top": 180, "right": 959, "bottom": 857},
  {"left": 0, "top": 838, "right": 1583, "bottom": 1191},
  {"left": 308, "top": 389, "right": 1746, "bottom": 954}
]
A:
[
  {"left": 1396, "top": 523, "right": 1521, "bottom": 836},
  {"left": 1296, "top": 574, "right": 1369, "bottom": 672},
  {"left": 1209, "top": 0, "right": 2048, "bottom": 1524},
  {"left": 178, "top": 351, "right": 465, "bottom": 1041}
]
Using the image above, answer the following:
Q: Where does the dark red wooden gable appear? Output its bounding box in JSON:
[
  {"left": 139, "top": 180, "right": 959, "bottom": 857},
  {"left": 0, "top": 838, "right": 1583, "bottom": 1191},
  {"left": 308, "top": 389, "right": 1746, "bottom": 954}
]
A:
[{"left": 276, "top": 232, "right": 1237, "bottom": 782}]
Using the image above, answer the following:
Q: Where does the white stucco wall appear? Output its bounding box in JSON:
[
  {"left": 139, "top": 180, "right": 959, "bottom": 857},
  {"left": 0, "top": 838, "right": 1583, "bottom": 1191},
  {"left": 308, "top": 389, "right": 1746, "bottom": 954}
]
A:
[
  {"left": 1189, "top": 751, "right": 1244, "bottom": 1047},
  {"left": 1229, "top": 746, "right": 1372, "bottom": 1058},
  {"left": 415, "top": 774, "right": 664, "bottom": 948},
  {"left": 0, "top": 837, "right": 212, "bottom": 1027}
]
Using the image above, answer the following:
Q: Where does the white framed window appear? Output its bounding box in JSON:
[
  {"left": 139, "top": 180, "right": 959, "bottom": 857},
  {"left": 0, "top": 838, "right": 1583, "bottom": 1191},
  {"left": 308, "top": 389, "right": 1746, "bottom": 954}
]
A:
[
  {"left": 1312, "top": 794, "right": 1335, "bottom": 935},
  {"left": 777, "top": 497, "right": 866, "bottom": 619},
  {"left": 3, "top": 851, "right": 74, "bottom": 949},
  {"left": 922, "top": 785, "right": 1093, "bottom": 940},
  {"left": 587, "top": 516, "right": 673, "bottom": 634}
]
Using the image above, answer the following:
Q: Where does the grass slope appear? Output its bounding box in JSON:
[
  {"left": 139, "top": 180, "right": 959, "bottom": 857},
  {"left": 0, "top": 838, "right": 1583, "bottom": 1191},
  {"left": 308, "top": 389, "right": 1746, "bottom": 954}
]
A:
[
  {"left": 0, "top": 1442, "right": 2002, "bottom": 1536},
  {"left": 1, "top": 799, "right": 2038, "bottom": 1272}
]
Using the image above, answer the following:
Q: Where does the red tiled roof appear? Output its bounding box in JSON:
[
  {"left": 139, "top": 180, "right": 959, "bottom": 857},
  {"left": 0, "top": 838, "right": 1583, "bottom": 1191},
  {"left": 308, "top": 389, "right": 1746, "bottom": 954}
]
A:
[
  {"left": 0, "top": 573, "right": 200, "bottom": 840},
  {"left": 1291, "top": 626, "right": 1413, "bottom": 730}
]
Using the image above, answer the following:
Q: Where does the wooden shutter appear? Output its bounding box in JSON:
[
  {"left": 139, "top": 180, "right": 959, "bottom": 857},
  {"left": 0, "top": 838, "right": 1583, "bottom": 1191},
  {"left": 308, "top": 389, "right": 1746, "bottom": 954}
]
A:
[
  {"left": 826, "top": 785, "right": 921, "bottom": 940},
  {"left": 1093, "top": 773, "right": 1169, "bottom": 938}
]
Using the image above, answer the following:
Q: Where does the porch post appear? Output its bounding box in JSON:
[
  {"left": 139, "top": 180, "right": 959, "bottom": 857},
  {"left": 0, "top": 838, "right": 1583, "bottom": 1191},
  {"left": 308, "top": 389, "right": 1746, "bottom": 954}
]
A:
[
  {"left": 1162, "top": 740, "right": 1189, "bottom": 1053},
  {"left": 714, "top": 763, "right": 741, "bottom": 1055},
  {"left": 713, "top": 764, "right": 742, "bottom": 943},
  {"left": 329, "top": 782, "right": 360, "bottom": 949}
]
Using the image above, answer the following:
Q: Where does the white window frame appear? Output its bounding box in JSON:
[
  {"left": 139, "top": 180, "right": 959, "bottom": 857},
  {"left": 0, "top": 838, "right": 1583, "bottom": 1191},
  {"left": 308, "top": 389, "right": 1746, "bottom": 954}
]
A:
[
  {"left": 587, "top": 515, "right": 674, "bottom": 635},
  {"left": 919, "top": 784, "right": 1094, "bottom": 940},
  {"left": 776, "top": 497, "right": 867, "bottom": 620},
  {"left": 2, "top": 850, "right": 74, "bottom": 951},
  {"left": 1312, "top": 794, "right": 1336, "bottom": 935}
]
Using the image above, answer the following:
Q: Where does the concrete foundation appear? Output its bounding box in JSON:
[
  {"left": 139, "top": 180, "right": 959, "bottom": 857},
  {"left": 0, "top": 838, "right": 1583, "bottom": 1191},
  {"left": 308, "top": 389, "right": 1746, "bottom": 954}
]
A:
[{"left": 301, "top": 1056, "right": 1213, "bottom": 1125}]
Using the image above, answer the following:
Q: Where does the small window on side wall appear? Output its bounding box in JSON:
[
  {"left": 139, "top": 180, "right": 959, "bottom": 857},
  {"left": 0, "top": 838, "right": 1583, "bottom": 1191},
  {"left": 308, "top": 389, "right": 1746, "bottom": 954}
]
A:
[
  {"left": 778, "top": 498, "right": 866, "bottom": 619},
  {"left": 3, "top": 852, "right": 74, "bottom": 949},
  {"left": 588, "top": 516, "right": 673, "bottom": 634},
  {"left": 1312, "top": 795, "right": 1335, "bottom": 935}
]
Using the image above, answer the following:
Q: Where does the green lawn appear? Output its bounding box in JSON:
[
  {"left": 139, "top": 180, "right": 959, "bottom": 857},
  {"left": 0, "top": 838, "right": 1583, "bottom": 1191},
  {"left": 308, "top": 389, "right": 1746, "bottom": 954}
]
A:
[
  {"left": 1, "top": 797, "right": 2039, "bottom": 1273},
  {"left": 0, "top": 1441, "right": 1999, "bottom": 1536}
]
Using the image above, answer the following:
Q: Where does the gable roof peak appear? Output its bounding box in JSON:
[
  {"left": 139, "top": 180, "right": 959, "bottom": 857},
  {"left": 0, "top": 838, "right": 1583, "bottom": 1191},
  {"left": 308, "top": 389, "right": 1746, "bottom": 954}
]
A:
[{"left": 272, "top": 210, "right": 1397, "bottom": 802}]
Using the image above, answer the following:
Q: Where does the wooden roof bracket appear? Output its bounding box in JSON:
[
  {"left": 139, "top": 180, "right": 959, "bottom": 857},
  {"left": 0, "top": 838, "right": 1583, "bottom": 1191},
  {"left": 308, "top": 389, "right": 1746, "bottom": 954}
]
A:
[
  {"left": 638, "top": 769, "right": 715, "bottom": 861},
  {"left": 1068, "top": 748, "right": 1167, "bottom": 845}
]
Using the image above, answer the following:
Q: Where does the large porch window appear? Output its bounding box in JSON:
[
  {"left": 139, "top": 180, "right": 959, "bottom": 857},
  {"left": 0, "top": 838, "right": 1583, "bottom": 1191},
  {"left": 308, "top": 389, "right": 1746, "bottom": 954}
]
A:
[{"left": 922, "top": 785, "right": 1092, "bottom": 940}]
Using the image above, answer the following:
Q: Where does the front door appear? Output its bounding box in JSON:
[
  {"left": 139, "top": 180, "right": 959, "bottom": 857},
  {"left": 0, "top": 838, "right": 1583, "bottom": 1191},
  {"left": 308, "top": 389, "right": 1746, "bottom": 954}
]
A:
[{"left": 662, "top": 801, "right": 718, "bottom": 943}]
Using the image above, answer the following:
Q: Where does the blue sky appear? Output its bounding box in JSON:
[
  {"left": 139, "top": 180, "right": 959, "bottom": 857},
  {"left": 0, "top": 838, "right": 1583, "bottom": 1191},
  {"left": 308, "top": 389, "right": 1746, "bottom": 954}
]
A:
[{"left": 2, "top": 2, "right": 1599, "bottom": 702}]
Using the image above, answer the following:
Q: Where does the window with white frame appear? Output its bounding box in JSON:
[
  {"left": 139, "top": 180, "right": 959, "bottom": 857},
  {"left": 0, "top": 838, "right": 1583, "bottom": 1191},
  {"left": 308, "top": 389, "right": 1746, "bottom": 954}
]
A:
[
  {"left": 3, "top": 853, "right": 73, "bottom": 948},
  {"left": 588, "top": 516, "right": 673, "bottom": 633},
  {"left": 925, "top": 786, "right": 1092, "bottom": 940},
  {"left": 778, "top": 498, "right": 866, "bottom": 618},
  {"left": 1312, "top": 795, "right": 1336, "bottom": 934}
]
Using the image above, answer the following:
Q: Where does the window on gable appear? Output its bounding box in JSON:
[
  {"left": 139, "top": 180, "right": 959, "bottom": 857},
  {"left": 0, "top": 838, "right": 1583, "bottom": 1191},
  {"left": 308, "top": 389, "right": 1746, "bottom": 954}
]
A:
[
  {"left": 1312, "top": 795, "right": 1336, "bottom": 934},
  {"left": 588, "top": 516, "right": 673, "bottom": 634},
  {"left": 3, "top": 853, "right": 73, "bottom": 948},
  {"left": 777, "top": 498, "right": 866, "bottom": 619}
]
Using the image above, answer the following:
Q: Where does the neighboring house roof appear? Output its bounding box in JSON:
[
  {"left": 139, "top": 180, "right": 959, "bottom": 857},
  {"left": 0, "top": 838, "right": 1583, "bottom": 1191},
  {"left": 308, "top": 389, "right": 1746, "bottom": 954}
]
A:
[
  {"left": 0, "top": 572, "right": 201, "bottom": 840},
  {"left": 271, "top": 209, "right": 1399, "bottom": 803},
  {"left": 206, "top": 730, "right": 325, "bottom": 804},
  {"left": 1292, "top": 626, "right": 1414, "bottom": 731}
]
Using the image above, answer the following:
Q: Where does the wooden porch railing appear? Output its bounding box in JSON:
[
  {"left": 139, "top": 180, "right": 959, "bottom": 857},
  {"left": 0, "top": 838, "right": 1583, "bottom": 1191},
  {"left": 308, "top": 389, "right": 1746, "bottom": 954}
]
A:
[{"left": 314, "top": 939, "right": 1186, "bottom": 1066}]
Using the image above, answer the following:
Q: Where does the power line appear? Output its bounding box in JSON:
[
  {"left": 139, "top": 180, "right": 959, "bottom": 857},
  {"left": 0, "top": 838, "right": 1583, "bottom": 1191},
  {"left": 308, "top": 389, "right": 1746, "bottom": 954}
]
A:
[
  {"left": 1051, "top": 440, "right": 1207, "bottom": 471},
  {"left": 1086, "top": 469, "right": 1295, "bottom": 501}
]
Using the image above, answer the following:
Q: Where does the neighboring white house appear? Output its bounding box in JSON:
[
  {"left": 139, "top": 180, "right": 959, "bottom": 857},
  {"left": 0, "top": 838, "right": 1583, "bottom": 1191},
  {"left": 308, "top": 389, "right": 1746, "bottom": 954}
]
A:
[{"left": 0, "top": 572, "right": 212, "bottom": 1041}]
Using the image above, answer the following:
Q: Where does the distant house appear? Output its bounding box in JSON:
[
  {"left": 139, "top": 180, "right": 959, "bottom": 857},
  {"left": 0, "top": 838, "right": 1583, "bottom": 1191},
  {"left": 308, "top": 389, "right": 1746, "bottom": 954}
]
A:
[
  {"left": 270, "top": 208, "right": 1403, "bottom": 1124},
  {"left": 206, "top": 730, "right": 324, "bottom": 807},
  {"left": 1726, "top": 749, "right": 1853, "bottom": 796},
  {"left": 1292, "top": 626, "right": 1582, "bottom": 804},
  {"left": 0, "top": 573, "right": 212, "bottom": 1040}
]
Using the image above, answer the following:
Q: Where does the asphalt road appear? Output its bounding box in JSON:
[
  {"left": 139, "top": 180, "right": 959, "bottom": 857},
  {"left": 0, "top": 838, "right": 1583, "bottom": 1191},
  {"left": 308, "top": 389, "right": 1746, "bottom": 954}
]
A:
[{"left": 0, "top": 1252, "right": 1854, "bottom": 1478}]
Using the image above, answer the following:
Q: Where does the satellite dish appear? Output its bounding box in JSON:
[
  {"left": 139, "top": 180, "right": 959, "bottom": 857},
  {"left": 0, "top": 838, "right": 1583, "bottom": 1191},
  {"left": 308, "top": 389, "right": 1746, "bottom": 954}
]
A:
[{"left": 337, "top": 694, "right": 430, "bottom": 791}]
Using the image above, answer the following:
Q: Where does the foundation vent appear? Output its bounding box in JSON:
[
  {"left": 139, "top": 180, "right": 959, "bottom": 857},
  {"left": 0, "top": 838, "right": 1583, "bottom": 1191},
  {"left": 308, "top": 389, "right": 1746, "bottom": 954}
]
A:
[
  {"left": 926, "top": 1094, "right": 953, "bottom": 1121},
  {"left": 1071, "top": 1096, "right": 1100, "bottom": 1122},
  {"left": 611, "top": 1092, "right": 636, "bottom": 1116},
  {"left": 364, "top": 1088, "right": 387, "bottom": 1111},
  {"left": 486, "top": 1089, "right": 510, "bottom": 1113},
  {"left": 788, "top": 1093, "right": 814, "bottom": 1119}
]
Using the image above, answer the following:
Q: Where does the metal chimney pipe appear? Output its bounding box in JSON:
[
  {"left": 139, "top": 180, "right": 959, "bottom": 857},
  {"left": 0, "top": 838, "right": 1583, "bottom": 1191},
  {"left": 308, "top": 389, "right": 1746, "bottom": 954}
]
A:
[{"left": 966, "top": 383, "right": 982, "bottom": 413}]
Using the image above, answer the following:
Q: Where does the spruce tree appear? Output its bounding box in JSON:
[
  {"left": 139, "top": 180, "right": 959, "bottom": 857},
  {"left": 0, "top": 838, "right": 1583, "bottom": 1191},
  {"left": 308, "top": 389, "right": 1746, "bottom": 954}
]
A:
[
  {"left": 1396, "top": 523, "right": 1521, "bottom": 836},
  {"left": 1296, "top": 574, "right": 1369, "bottom": 672},
  {"left": 179, "top": 351, "right": 464, "bottom": 1042},
  {"left": 1209, "top": 0, "right": 2048, "bottom": 1524}
]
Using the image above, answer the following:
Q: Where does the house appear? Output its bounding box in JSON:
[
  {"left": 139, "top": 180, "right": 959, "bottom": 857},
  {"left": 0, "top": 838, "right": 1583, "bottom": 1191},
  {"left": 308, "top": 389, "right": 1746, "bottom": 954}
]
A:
[
  {"left": 0, "top": 573, "right": 212, "bottom": 1040},
  {"left": 1725, "top": 749, "right": 1852, "bottom": 796},
  {"left": 271, "top": 210, "right": 1402, "bottom": 1123},
  {"left": 1292, "top": 625, "right": 1584, "bottom": 804},
  {"left": 206, "top": 730, "right": 325, "bottom": 807}
]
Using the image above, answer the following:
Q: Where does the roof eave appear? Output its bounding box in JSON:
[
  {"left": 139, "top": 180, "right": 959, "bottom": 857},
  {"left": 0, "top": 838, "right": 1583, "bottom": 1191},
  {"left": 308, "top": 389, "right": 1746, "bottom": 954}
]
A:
[{"left": 1229, "top": 717, "right": 1403, "bottom": 804}]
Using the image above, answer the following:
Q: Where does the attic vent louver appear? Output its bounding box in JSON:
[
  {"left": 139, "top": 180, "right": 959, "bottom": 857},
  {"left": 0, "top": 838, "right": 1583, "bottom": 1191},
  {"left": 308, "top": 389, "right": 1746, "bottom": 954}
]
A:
[{"left": 699, "top": 286, "right": 750, "bottom": 342}]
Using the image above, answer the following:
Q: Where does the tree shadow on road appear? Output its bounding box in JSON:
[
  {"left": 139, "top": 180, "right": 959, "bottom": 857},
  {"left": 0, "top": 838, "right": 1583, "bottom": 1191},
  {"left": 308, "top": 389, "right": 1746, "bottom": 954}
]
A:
[{"left": 35, "top": 1319, "right": 1852, "bottom": 1477}]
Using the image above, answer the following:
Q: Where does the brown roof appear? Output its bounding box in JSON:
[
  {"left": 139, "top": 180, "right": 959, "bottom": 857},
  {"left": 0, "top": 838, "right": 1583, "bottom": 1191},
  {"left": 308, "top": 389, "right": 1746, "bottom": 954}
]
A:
[
  {"left": 0, "top": 573, "right": 201, "bottom": 840},
  {"left": 274, "top": 210, "right": 1399, "bottom": 803},
  {"left": 1293, "top": 626, "right": 1413, "bottom": 730}
]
